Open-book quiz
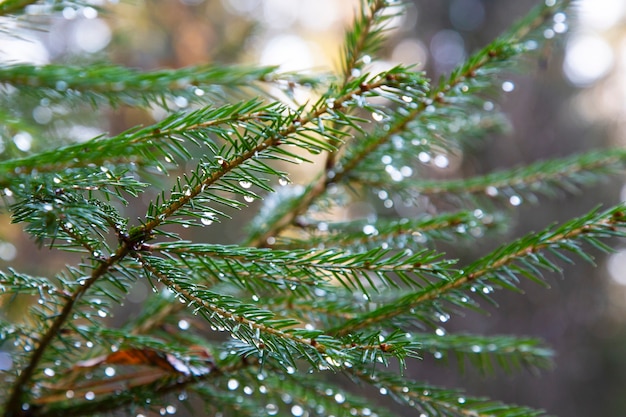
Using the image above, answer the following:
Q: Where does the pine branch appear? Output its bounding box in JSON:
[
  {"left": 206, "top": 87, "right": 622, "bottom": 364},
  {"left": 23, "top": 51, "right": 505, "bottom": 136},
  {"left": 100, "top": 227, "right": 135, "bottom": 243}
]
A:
[
  {"left": 246, "top": 0, "right": 571, "bottom": 247},
  {"left": 0, "top": 0, "right": 38, "bottom": 16},
  {"left": 0, "top": 63, "right": 322, "bottom": 108},
  {"left": 354, "top": 147, "right": 626, "bottom": 204},
  {"left": 149, "top": 241, "right": 453, "bottom": 297},
  {"left": 332, "top": 205, "right": 626, "bottom": 335},
  {"left": 270, "top": 209, "right": 505, "bottom": 250},
  {"left": 415, "top": 333, "right": 554, "bottom": 375},
  {"left": 351, "top": 369, "right": 548, "bottom": 417},
  {"left": 338, "top": 0, "right": 401, "bottom": 86}
]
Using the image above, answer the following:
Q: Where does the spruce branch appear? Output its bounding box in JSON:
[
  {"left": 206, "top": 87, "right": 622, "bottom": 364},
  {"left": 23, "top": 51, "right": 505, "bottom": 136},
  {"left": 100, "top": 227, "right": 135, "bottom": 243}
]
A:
[
  {"left": 415, "top": 333, "right": 554, "bottom": 375},
  {"left": 0, "top": 0, "right": 38, "bottom": 16},
  {"left": 271, "top": 209, "right": 504, "bottom": 250},
  {"left": 149, "top": 241, "right": 453, "bottom": 297},
  {"left": 355, "top": 147, "right": 626, "bottom": 203},
  {"left": 333, "top": 205, "right": 626, "bottom": 335},
  {"left": 0, "top": 64, "right": 323, "bottom": 108},
  {"left": 3, "top": 238, "right": 134, "bottom": 416},
  {"left": 247, "top": 0, "right": 571, "bottom": 247},
  {"left": 352, "top": 369, "right": 548, "bottom": 417}
]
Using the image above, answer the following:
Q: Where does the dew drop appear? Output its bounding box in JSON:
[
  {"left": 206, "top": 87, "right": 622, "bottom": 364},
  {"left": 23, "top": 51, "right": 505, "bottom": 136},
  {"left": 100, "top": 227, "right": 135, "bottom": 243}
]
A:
[
  {"left": 334, "top": 393, "right": 345, "bottom": 404},
  {"left": 85, "top": 391, "right": 95, "bottom": 401},
  {"left": 244, "top": 195, "right": 255, "bottom": 203},
  {"left": 379, "top": 387, "right": 388, "bottom": 395},
  {"left": 178, "top": 319, "right": 190, "bottom": 330},
  {"left": 438, "top": 313, "right": 450, "bottom": 323},
  {"left": 43, "top": 203, "right": 53, "bottom": 212},
  {"left": 502, "top": 81, "right": 515, "bottom": 92},
  {"left": 239, "top": 180, "right": 252, "bottom": 189},
  {"left": 362, "top": 225, "right": 377, "bottom": 236},
  {"left": 227, "top": 379, "right": 239, "bottom": 390},
  {"left": 66, "top": 390, "right": 74, "bottom": 399},
  {"left": 485, "top": 186, "right": 498, "bottom": 197},
  {"left": 433, "top": 351, "right": 443, "bottom": 359},
  {"left": 266, "top": 404, "right": 279, "bottom": 415},
  {"left": 200, "top": 213, "right": 215, "bottom": 226},
  {"left": 166, "top": 405, "right": 177, "bottom": 414},
  {"left": 509, "top": 195, "right": 522, "bottom": 206},
  {"left": 471, "top": 345, "right": 482, "bottom": 353},
  {"left": 433, "top": 154, "right": 449, "bottom": 168},
  {"left": 279, "top": 177, "right": 289, "bottom": 186},
  {"left": 435, "top": 327, "right": 446, "bottom": 336},
  {"left": 43, "top": 368, "right": 55, "bottom": 377},
  {"left": 458, "top": 397, "right": 466, "bottom": 404},
  {"left": 372, "top": 112, "right": 384, "bottom": 122},
  {"left": 418, "top": 152, "right": 431, "bottom": 163},
  {"left": 105, "top": 366, "right": 116, "bottom": 377}
]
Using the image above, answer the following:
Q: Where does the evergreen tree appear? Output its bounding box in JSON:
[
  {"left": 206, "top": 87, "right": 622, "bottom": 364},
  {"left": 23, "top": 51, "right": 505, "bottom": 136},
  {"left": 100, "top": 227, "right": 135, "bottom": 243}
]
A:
[{"left": 0, "top": 0, "right": 622, "bottom": 416}]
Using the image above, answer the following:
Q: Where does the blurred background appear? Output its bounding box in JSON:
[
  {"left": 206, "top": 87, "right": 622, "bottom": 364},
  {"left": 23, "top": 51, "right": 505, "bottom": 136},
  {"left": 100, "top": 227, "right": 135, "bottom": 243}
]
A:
[{"left": 1, "top": 0, "right": 626, "bottom": 415}]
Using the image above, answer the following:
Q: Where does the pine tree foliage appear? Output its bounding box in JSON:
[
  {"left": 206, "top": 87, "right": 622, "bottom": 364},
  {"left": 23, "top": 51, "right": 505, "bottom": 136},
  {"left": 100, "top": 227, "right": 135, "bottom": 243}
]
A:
[{"left": 0, "top": 1, "right": 624, "bottom": 416}]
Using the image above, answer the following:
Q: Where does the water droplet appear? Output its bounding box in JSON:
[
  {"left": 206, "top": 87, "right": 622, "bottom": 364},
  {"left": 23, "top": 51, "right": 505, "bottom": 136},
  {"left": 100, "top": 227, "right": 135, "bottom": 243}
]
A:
[
  {"left": 509, "top": 195, "right": 522, "bottom": 206},
  {"left": 379, "top": 387, "right": 388, "bottom": 395},
  {"left": 471, "top": 345, "right": 482, "bottom": 353},
  {"left": 239, "top": 180, "right": 252, "bottom": 189},
  {"left": 201, "top": 212, "right": 215, "bottom": 226},
  {"left": 227, "top": 379, "right": 239, "bottom": 390},
  {"left": 361, "top": 55, "right": 372, "bottom": 64},
  {"left": 372, "top": 112, "right": 384, "bottom": 122},
  {"left": 97, "top": 310, "right": 107, "bottom": 318},
  {"left": 244, "top": 195, "right": 255, "bottom": 203},
  {"left": 178, "top": 319, "right": 190, "bottom": 330},
  {"left": 381, "top": 155, "right": 392, "bottom": 165},
  {"left": 166, "top": 405, "right": 177, "bottom": 414},
  {"left": 105, "top": 366, "right": 115, "bottom": 377},
  {"left": 418, "top": 152, "right": 431, "bottom": 163},
  {"left": 85, "top": 391, "right": 95, "bottom": 401},
  {"left": 266, "top": 404, "right": 279, "bottom": 415},
  {"left": 66, "top": 390, "right": 74, "bottom": 399},
  {"left": 334, "top": 393, "right": 345, "bottom": 404},
  {"left": 435, "top": 327, "right": 446, "bottom": 336},
  {"left": 43, "top": 368, "right": 55, "bottom": 377},
  {"left": 433, "top": 154, "right": 449, "bottom": 168},
  {"left": 279, "top": 177, "right": 289, "bottom": 186},
  {"left": 194, "top": 88, "right": 205, "bottom": 97},
  {"left": 362, "top": 225, "right": 377, "bottom": 236},
  {"left": 502, "top": 81, "right": 515, "bottom": 92},
  {"left": 43, "top": 203, "right": 53, "bottom": 212},
  {"left": 485, "top": 186, "right": 498, "bottom": 197},
  {"left": 433, "top": 351, "right": 443, "bottom": 359},
  {"left": 458, "top": 397, "right": 466, "bottom": 404},
  {"left": 438, "top": 313, "right": 450, "bottom": 323},
  {"left": 401, "top": 95, "right": 413, "bottom": 103},
  {"left": 174, "top": 96, "right": 188, "bottom": 108},
  {"left": 286, "top": 366, "right": 295, "bottom": 375}
]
